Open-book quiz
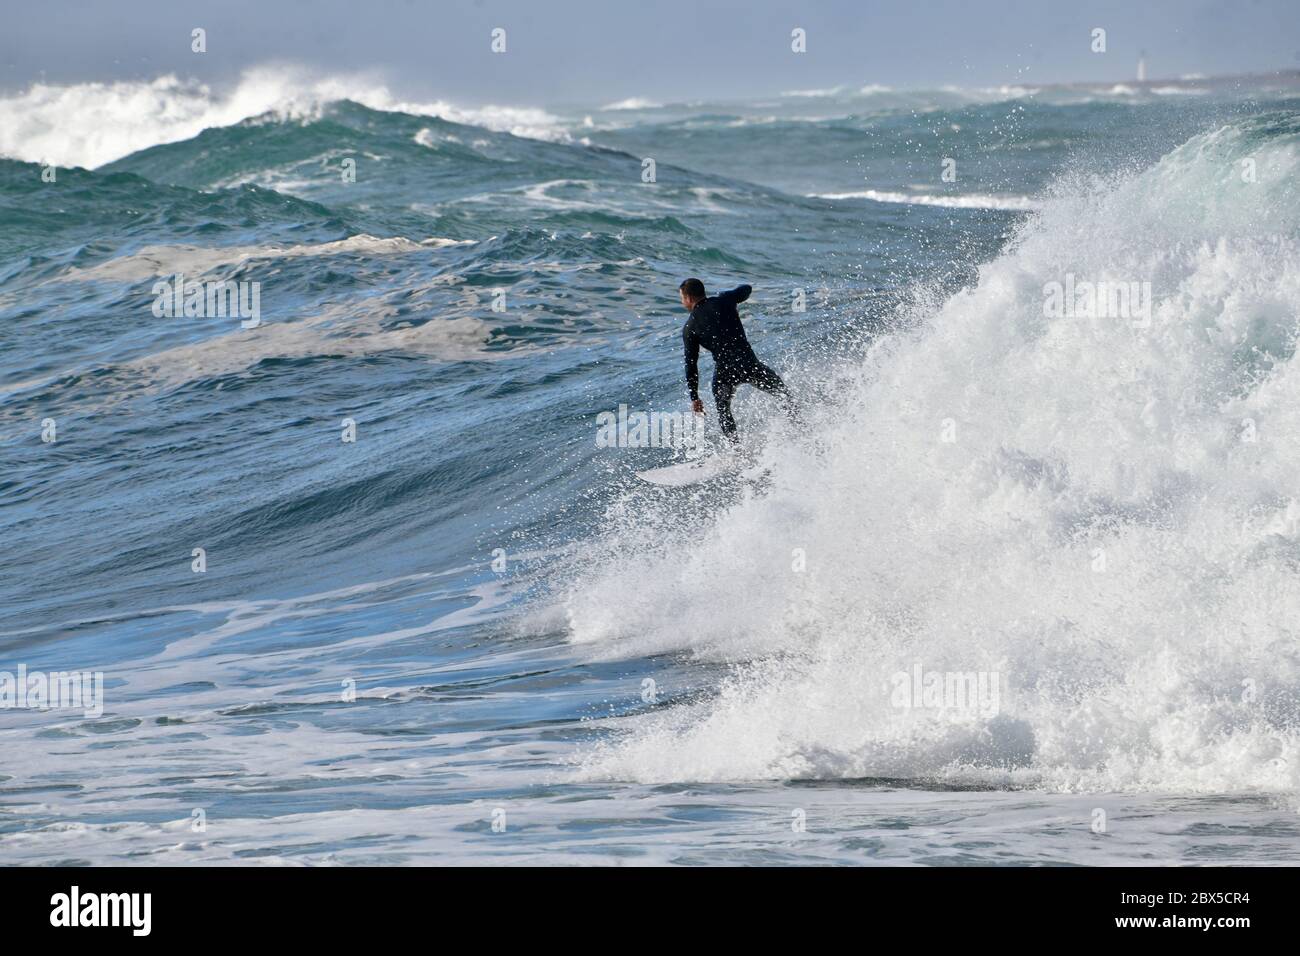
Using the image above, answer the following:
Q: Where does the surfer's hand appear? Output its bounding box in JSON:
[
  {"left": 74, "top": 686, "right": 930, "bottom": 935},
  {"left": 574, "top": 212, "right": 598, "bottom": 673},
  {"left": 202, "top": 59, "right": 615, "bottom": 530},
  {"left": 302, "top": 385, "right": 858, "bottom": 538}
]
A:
[{"left": 692, "top": 399, "right": 705, "bottom": 415}]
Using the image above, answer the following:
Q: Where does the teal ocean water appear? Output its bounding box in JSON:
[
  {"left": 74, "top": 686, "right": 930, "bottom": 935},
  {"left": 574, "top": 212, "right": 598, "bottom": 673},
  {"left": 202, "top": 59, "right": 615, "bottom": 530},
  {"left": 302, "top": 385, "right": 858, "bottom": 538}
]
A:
[{"left": 2, "top": 72, "right": 1300, "bottom": 863}]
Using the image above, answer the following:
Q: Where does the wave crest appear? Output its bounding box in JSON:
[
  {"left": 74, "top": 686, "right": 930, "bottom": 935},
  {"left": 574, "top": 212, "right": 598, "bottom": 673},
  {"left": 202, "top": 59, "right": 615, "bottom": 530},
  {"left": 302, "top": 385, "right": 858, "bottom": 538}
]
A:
[{"left": 0, "top": 67, "right": 570, "bottom": 169}]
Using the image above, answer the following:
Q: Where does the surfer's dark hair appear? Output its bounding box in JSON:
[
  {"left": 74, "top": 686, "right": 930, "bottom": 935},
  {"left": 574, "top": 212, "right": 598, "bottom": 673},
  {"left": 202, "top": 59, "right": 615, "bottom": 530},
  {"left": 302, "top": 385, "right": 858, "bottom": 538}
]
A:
[{"left": 679, "top": 278, "right": 706, "bottom": 299}]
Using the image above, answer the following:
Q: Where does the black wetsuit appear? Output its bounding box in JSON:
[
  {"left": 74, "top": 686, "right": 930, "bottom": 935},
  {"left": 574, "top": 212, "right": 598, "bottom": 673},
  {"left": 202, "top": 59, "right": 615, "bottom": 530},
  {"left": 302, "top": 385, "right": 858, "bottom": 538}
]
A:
[{"left": 682, "top": 284, "right": 790, "bottom": 437}]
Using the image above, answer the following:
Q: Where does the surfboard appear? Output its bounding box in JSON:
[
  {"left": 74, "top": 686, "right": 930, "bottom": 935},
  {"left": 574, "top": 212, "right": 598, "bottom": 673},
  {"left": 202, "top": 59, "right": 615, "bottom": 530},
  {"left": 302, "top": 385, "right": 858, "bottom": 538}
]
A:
[{"left": 635, "top": 453, "right": 752, "bottom": 486}]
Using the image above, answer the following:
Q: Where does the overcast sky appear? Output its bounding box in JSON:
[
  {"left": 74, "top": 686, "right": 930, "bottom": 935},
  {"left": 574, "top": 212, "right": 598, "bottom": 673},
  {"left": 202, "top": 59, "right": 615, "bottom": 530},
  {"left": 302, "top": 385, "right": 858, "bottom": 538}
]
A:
[{"left": 2, "top": 0, "right": 1298, "bottom": 104}]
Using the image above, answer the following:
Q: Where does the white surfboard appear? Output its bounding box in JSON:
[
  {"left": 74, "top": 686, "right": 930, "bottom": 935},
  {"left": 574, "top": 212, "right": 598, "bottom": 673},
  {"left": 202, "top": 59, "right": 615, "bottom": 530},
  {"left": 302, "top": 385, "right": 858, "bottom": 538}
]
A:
[{"left": 635, "top": 453, "right": 750, "bottom": 486}]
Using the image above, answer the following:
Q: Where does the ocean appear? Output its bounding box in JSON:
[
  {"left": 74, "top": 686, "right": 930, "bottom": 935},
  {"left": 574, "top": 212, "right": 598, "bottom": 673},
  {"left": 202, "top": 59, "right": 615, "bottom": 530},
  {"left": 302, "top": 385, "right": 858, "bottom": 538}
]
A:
[{"left": 2, "top": 70, "right": 1300, "bottom": 864}]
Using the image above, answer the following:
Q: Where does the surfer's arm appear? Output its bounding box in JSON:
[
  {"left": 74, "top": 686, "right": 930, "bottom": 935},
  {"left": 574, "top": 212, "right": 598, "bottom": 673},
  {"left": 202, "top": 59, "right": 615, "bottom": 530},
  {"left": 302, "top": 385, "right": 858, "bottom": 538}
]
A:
[
  {"left": 683, "top": 324, "right": 700, "bottom": 401},
  {"left": 719, "top": 284, "right": 752, "bottom": 305}
]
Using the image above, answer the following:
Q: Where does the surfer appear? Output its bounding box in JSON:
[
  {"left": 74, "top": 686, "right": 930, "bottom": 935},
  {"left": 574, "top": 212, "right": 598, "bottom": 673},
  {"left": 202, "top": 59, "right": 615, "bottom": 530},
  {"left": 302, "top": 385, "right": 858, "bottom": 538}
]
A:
[{"left": 679, "top": 278, "right": 793, "bottom": 439}]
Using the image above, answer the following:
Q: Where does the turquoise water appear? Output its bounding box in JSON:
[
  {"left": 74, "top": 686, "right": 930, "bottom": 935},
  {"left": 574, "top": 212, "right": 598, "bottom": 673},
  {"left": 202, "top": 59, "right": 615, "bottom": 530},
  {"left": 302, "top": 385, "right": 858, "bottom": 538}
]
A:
[{"left": 2, "top": 76, "right": 1300, "bottom": 863}]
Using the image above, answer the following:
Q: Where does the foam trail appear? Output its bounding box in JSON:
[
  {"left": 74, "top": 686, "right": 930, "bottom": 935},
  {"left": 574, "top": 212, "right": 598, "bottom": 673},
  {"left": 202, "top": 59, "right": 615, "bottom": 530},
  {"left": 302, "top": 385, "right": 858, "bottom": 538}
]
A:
[
  {"left": 62, "top": 235, "right": 477, "bottom": 284},
  {"left": 565, "top": 115, "right": 1300, "bottom": 794}
]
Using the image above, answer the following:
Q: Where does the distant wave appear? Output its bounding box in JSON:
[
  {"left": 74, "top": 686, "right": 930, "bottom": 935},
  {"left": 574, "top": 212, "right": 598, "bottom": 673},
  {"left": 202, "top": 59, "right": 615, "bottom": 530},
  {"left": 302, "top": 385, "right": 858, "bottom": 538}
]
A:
[
  {"left": 5, "top": 66, "right": 1277, "bottom": 172},
  {"left": 600, "top": 97, "right": 663, "bottom": 111},
  {"left": 0, "top": 67, "right": 571, "bottom": 169},
  {"left": 780, "top": 84, "right": 894, "bottom": 98},
  {"left": 811, "top": 189, "right": 1039, "bottom": 211},
  {"left": 780, "top": 86, "right": 848, "bottom": 98}
]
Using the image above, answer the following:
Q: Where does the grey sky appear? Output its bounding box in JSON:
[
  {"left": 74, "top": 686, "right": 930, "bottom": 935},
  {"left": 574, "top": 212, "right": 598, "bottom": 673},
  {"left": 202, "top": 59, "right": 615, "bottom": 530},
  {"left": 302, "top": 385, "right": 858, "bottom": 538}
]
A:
[{"left": 2, "top": 0, "right": 1298, "bottom": 104}]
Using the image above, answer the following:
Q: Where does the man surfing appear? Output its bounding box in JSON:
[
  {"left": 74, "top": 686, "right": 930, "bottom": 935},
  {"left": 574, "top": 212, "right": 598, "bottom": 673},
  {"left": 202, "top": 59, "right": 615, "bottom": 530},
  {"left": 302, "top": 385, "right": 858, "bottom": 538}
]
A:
[{"left": 679, "top": 278, "right": 793, "bottom": 439}]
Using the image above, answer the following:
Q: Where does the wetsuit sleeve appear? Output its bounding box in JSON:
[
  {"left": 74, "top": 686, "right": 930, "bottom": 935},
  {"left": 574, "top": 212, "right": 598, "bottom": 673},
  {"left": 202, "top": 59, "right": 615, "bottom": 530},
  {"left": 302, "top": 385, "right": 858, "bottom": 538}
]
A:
[
  {"left": 683, "top": 324, "right": 700, "bottom": 401},
  {"left": 719, "top": 284, "right": 752, "bottom": 305}
]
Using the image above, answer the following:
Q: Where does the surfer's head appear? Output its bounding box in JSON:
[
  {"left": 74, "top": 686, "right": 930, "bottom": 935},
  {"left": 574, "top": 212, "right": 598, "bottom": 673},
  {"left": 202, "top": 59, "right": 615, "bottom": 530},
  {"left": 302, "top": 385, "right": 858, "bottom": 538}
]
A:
[{"left": 679, "top": 278, "right": 706, "bottom": 310}]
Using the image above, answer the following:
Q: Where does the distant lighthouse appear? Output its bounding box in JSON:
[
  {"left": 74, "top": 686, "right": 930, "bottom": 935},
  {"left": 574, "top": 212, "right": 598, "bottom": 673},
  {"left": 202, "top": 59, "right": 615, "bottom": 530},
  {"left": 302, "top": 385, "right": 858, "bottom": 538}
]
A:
[{"left": 1137, "top": 51, "right": 1147, "bottom": 82}]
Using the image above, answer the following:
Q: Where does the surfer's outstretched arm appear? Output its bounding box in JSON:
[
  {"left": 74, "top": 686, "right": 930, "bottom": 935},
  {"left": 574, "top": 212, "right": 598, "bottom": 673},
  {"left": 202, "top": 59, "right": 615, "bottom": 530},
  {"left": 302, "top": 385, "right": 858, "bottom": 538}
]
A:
[{"left": 718, "top": 283, "right": 752, "bottom": 305}]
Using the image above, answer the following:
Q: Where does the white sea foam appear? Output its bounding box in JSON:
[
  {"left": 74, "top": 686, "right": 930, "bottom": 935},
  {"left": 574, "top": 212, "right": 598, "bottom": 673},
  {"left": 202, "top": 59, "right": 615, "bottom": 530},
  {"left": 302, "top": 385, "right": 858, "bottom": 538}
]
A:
[
  {"left": 565, "top": 118, "right": 1300, "bottom": 796},
  {"left": 811, "top": 189, "right": 1040, "bottom": 211},
  {"left": 0, "top": 295, "right": 503, "bottom": 405},
  {"left": 62, "top": 235, "right": 476, "bottom": 284},
  {"left": 124, "top": 301, "right": 500, "bottom": 390}
]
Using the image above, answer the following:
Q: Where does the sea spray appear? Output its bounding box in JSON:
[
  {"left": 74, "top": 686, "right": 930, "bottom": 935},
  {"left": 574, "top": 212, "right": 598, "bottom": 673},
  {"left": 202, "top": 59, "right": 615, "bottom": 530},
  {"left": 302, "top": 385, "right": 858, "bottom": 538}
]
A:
[{"left": 566, "top": 115, "right": 1300, "bottom": 794}]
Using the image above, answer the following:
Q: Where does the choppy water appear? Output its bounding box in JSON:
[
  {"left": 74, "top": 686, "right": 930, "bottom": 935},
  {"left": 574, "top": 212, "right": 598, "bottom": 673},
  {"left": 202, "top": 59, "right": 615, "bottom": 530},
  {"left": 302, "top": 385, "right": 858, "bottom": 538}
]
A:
[{"left": 3, "top": 71, "right": 1300, "bottom": 864}]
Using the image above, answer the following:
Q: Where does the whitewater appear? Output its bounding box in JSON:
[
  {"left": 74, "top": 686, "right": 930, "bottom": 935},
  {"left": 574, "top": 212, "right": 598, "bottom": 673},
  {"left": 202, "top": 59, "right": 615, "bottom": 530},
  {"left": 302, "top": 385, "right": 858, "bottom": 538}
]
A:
[
  {"left": 567, "top": 114, "right": 1300, "bottom": 796},
  {"left": 2, "top": 69, "right": 1299, "bottom": 864}
]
